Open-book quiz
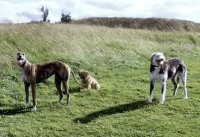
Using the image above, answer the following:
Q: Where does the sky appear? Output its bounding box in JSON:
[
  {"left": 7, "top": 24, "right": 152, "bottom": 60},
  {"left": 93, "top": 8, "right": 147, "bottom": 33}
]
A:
[{"left": 0, "top": 0, "right": 200, "bottom": 23}]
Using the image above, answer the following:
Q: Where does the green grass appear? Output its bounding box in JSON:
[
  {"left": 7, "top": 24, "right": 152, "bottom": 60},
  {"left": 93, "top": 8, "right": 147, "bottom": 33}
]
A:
[{"left": 0, "top": 23, "right": 200, "bottom": 137}]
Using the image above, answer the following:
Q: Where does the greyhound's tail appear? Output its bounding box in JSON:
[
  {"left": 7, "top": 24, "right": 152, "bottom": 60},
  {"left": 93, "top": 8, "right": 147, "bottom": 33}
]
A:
[{"left": 70, "top": 70, "right": 83, "bottom": 86}]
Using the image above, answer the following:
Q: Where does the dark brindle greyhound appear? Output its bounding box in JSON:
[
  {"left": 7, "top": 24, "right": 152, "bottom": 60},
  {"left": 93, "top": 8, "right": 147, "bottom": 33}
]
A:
[{"left": 17, "top": 52, "right": 82, "bottom": 111}]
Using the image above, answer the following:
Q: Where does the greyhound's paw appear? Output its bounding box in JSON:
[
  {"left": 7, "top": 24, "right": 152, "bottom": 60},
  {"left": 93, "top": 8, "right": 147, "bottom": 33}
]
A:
[
  {"left": 58, "top": 95, "right": 63, "bottom": 102},
  {"left": 24, "top": 103, "right": 29, "bottom": 108},
  {"left": 31, "top": 106, "right": 36, "bottom": 112}
]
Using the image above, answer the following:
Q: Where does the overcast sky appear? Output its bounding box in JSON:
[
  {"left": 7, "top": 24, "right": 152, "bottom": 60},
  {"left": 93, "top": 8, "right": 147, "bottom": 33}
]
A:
[{"left": 0, "top": 0, "right": 200, "bottom": 23}]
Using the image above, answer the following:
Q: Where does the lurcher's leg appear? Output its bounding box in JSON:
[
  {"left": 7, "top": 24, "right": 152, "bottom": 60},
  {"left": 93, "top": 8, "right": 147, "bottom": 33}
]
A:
[
  {"left": 160, "top": 81, "right": 166, "bottom": 104},
  {"left": 148, "top": 79, "right": 155, "bottom": 102},
  {"left": 171, "top": 76, "right": 179, "bottom": 96},
  {"left": 180, "top": 72, "right": 187, "bottom": 99}
]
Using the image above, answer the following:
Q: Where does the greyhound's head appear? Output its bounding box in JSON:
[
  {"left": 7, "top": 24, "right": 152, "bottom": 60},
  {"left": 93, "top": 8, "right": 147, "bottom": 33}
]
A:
[{"left": 17, "top": 52, "right": 26, "bottom": 67}]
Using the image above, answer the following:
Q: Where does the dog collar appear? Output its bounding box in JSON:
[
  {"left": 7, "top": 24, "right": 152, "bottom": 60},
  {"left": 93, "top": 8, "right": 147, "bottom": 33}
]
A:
[
  {"left": 20, "top": 60, "right": 26, "bottom": 67},
  {"left": 151, "top": 64, "right": 159, "bottom": 67}
]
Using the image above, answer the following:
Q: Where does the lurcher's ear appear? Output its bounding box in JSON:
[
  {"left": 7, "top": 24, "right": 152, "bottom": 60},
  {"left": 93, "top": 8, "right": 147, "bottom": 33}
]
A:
[{"left": 150, "top": 53, "right": 156, "bottom": 62}]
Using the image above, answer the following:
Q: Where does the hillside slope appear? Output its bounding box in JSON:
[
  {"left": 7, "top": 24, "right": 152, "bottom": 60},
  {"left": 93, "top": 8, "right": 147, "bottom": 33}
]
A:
[{"left": 72, "top": 17, "right": 200, "bottom": 32}]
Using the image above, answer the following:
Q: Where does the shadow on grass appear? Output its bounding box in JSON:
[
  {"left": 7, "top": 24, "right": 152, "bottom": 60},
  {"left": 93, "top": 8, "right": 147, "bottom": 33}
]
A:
[
  {"left": 74, "top": 100, "right": 150, "bottom": 124},
  {"left": 69, "top": 87, "right": 82, "bottom": 93},
  {"left": 0, "top": 106, "right": 30, "bottom": 115},
  {"left": 55, "top": 87, "right": 81, "bottom": 95}
]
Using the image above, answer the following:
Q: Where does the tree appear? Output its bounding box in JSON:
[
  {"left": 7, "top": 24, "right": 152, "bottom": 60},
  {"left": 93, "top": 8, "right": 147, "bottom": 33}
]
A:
[
  {"left": 40, "top": 6, "right": 49, "bottom": 22},
  {"left": 61, "top": 10, "right": 71, "bottom": 23}
]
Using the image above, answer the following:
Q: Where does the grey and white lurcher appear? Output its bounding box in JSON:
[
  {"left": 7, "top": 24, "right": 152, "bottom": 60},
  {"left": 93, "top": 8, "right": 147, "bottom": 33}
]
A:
[{"left": 148, "top": 52, "right": 187, "bottom": 104}]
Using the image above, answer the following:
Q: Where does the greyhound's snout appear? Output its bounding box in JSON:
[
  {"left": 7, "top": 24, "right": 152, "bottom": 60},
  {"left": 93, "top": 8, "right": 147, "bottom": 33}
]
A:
[{"left": 17, "top": 56, "right": 22, "bottom": 60}]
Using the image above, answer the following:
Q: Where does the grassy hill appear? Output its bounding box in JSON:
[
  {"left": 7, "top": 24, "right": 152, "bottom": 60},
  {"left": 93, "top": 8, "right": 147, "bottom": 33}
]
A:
[
  {"left": 72, "top": 17, "right": 200, "bottom": 32},
  {"left": 0, "top": 20, "right": 200, "bottom": 136}
]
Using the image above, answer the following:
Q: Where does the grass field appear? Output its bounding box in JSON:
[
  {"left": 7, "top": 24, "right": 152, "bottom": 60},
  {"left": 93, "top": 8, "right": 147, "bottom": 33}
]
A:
[{"left": 0, "top": 22, "right": 200, "bottom": 137}]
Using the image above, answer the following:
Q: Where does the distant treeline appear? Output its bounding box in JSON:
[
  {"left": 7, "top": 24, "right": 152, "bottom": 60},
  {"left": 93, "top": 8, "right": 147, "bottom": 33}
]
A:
[{"left": 71, "top": 17, "right": 200, "bottom": 32}]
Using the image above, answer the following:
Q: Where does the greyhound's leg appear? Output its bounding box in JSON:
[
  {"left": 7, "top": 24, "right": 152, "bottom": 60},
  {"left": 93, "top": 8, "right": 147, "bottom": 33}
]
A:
[
  {"left": 55, "top": 74, "right": 63, "bottom": 102},
  {"left": 24, "top": 82, "right": 30, "bottom": 108},
  {"left": 31, "top": 82, "right": 37, "bottom": 112},
  {"left": 62, "top": 80, "right": 70, "bottom": 106}
]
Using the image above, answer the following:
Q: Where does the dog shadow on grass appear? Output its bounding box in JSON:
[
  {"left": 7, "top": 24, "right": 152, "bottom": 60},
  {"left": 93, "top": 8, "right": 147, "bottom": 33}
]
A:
[
  {"left": 74, "top": 100, "right": 151, "bottom": 124},
  {"left": 0, "top": 106, "right": 32, "bottom": 115},
  {"left": 54, "top": 87, "right": 82, "bottom": 96},
  {"left": 69, "top": 87, "right": 82, "bottom": 93}
]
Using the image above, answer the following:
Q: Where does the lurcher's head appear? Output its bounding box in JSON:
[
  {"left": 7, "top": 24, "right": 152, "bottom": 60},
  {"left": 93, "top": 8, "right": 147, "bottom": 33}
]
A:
[
  {"left": 17, "top": 52, "right": 26, "bottom": 67},
  {"left": 151, "top": 52, "right": 165, "bottom": 66},
  {"left": 79, "top": 71, "right": 90, "bottom": 79}
]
